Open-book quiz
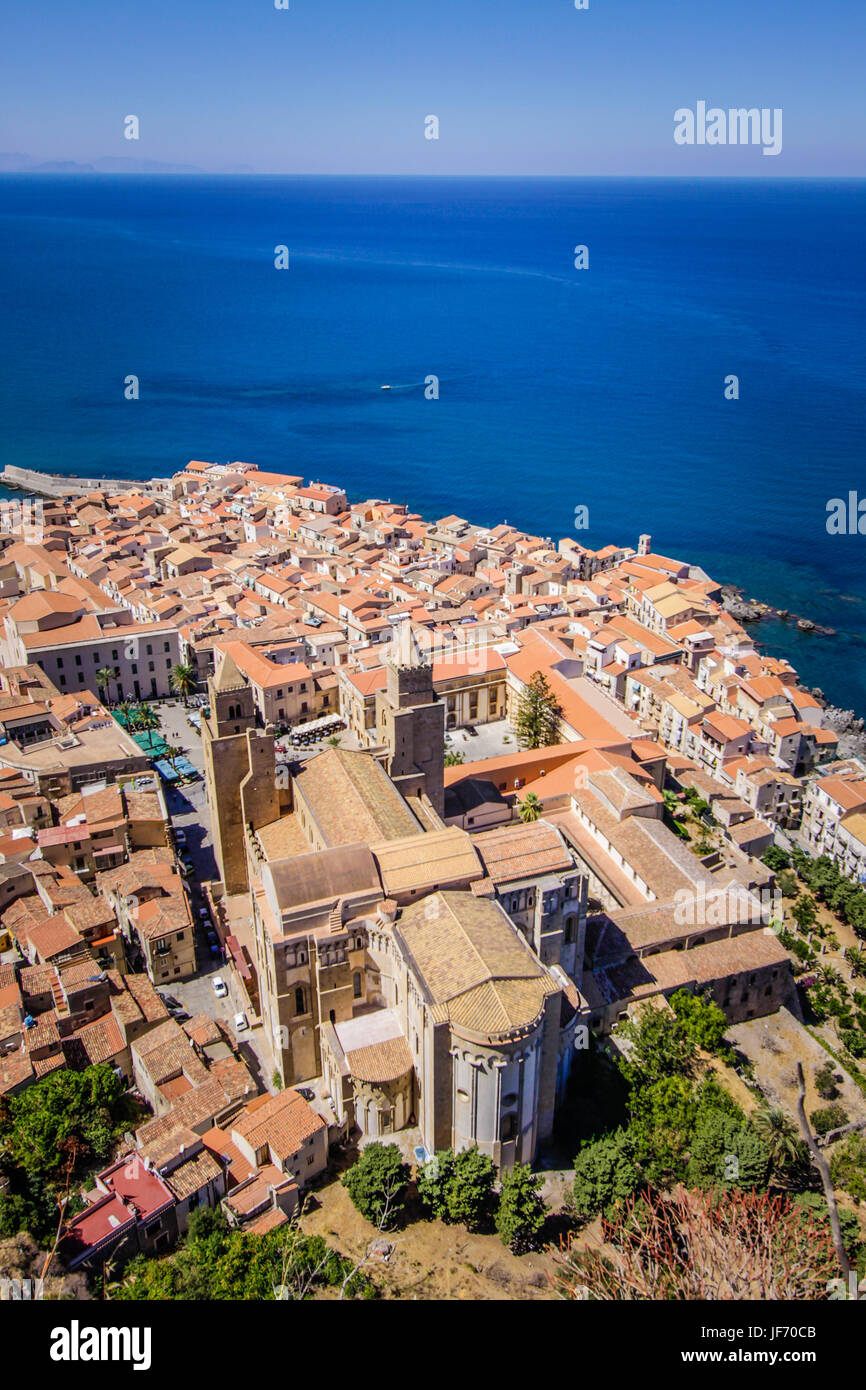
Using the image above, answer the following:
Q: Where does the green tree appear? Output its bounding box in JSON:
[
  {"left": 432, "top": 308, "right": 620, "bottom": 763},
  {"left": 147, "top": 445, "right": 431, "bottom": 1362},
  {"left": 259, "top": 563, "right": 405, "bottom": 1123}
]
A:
[
  {"left": 790, "top": 894, "right": 818, "bottom": 932},
  {"left": 95, "top": 666, "right": 118, "bottom": 705},
  {"left": 572, "top": 1129, "right": 643, "bottom": 1220},
  {"left": 135, "top": 702, "right": 160, "bottom": 750},
  {"left": 686, "top": 1109, "right": 771, "bottom": 1191},
  {"left": 813, "top": 1062, "right": 839, "bottom": 1101},
  {"left": 115, "top": 698, "right": 134, "bottom": 730},
  {"left": 617, "top": 1003, "right": 698, "bottom": 1087},
  {"left": 496, "top": 1163, "right": 548, "bottom": 1251},
  {"left": 830, "top": 1133, "right": 866, "bottom": 1203},
  {"left": 513, "top": 670, "right": 561, "bottom": 749},
  {"left": 845, "top": 947, "right": 866, "bottom": 979},
  {"left": 762, "top": 845, "right": 791, "bottom": 872},
  {"left": 113, "top": 1207, "right": 370, "bottom": 1300},
  {"left": 518, "top": 791, "right": 543, "bottom": 823},
  {"left": 776, "top": 869, "right": 799, "bottom": 898},
  {"left": 170, "top": 662, "right": 197, "bottom": 705},
  {"left": 416, "top": 1150, "right": 454, "bottom": 1221},
  {"left": 809, "top": 1104, "right": 848, "bottom": 1137},
  {"left": 669, "top": 989, "right": 729, "bottom": 1054},
  {"left": 342, "top": 1142, "right": 409, "bottom": 1230},
  {"left": 0, "top": 1065, "right": 125, "bottom": 1178},
  {"left": 443, "top": 1146, "right": 497, "bottom": 1229},
  {"left": 444, "top": 749, "right": 465, "bottom": 767},
  {"left": 417, "top": 1146, "right": 496, "bottom": 1229},
  {"left": 751, "top": 1107, "right": 806, "bottom": 1183}
]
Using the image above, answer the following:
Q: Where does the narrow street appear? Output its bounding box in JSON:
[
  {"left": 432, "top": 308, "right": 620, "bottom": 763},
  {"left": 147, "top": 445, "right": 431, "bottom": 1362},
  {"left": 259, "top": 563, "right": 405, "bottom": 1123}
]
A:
[{"left": 150, "top": 698, "right": 269, "bottom": 1089}]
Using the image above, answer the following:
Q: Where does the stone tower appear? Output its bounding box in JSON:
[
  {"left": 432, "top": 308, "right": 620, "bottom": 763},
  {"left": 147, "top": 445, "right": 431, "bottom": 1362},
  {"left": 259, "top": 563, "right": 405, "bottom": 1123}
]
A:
[
  {"left": 202, "top": 651, "right": 278, "bottom": 895},
  {"left": 375, "top": 623, "right": 445, "bottom": 816}
]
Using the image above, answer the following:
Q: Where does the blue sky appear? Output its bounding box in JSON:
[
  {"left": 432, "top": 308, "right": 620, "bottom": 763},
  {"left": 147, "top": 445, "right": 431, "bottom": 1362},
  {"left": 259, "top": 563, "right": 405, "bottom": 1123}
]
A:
[{"left": 1, "top": 0, "right": 863, "bottom": 174}]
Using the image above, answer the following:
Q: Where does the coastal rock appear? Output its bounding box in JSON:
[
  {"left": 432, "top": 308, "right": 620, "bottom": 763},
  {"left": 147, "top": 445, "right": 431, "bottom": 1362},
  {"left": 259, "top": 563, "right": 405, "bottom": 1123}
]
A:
[{"left": 721, "top": 592, "right": 764, "bottom": 622}]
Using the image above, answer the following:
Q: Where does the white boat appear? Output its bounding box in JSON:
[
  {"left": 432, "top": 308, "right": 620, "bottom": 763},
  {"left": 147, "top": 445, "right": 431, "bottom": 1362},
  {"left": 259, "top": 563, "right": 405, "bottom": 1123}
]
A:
[{"left": 380, "top": 384, "right": 391, "bottom": 390}]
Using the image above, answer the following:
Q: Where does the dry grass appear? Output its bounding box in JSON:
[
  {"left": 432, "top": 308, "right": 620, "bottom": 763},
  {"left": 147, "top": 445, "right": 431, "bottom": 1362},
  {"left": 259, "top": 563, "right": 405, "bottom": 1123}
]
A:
[{"left": 298, "top": 1173, "right": 566, "bottom": 1301}]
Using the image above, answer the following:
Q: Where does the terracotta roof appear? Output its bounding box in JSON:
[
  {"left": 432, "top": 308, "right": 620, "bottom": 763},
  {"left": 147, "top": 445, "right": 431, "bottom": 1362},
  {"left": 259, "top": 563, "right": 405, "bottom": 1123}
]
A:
[
  {"left": 395, "top": 891, "right": 558, "bottom": 1039},
  {"left": 231, "top": 1088, "right": 326, "bottom": 1163},
  {"left": 345, "top": 1034, "right": 413, "bottom": 1083}
]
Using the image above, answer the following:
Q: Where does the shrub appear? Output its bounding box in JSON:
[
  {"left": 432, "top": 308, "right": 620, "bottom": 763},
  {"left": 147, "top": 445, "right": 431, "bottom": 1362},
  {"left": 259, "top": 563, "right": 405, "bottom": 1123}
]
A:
[
  {"left": 814, "top": 1062, "right": 839, "bottom": 1101},
  {"left": 808, "top": 1104, "right": 849, "bottom": 1137},
  {"left": 416, "top": 1145, "right": 497, "bottom": 1229},
  {"left": 555, "top": 1187, "right": 839, "bottom": 1302},
  {"left": 342, "top": 1142, "right": 410, "bottom": 1229},
  {"left": 762, "top": 846, "right": 791, "bottom": 872},
  {"left": 830, "top": 1133, "right": 866, "bottom": 1202},
  {"left": 572, "top": 1130, "right": 643, "bottom": 1220},
  {"left": 669, "top": 989, "right": 729, "bottom": 1055},
  {"left": 496, "top": 1163, "right": 548, "bottom": 1252}
]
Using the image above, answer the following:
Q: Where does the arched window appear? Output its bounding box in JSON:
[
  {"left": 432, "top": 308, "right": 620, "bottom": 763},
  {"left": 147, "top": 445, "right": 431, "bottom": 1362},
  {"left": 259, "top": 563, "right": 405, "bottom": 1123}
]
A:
[{"left": 295, "top": 986, "right": 305, "bottom": 1015}]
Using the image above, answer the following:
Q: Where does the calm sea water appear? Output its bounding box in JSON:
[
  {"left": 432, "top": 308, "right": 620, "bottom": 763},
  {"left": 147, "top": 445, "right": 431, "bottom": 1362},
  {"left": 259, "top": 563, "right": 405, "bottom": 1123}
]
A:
[{"left": 0, "top": 176, "right": 864, "bottom": 710}]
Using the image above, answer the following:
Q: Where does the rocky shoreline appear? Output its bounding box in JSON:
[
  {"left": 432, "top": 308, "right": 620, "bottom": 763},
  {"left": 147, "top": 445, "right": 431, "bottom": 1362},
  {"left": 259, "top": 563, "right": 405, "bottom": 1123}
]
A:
[
  {"left": 720, "top": 587, "right": 866, "bottom": 757},
  {"left": 719, "top": 585, "right": 836, "bottom": 637}
]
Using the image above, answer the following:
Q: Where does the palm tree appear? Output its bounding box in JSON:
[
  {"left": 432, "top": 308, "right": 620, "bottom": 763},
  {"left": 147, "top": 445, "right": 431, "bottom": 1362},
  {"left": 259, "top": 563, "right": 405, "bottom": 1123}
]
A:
[
  {"left": 163, "top": 743, "right": 182, "bottom": 770},
  {"left": 115, "top": 698, "right": 134, "bottom": 730},
  {"left": 845, "top": 946, "right": 866, "bottom": 979},
  {"left": 816, "top": 964, "right": 842, "bottom": 989},
  {"left": 752, "top": 1106, "right": 804, "bottom": 1182},
  {"left": 95, "top": 666, "right": 118, "bottom": 706},
  {"left": 518, "top": 791, "right": 543, "bottom": 824},
  {"left": 170, "top": 662, "right": 197, "bottom": 706},
  {"left": 135, "top": 702, "right": 160, "bottom": 750}
]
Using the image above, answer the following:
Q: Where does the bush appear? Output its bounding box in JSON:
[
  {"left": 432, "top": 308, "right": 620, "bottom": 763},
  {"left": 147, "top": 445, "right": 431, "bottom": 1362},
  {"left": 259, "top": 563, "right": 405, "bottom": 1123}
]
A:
[
  {"left": 496, "top": 1163, "right": 548, "bottom": 1252},
  {"left": 415, "top": 1145, "right": 497, "bottom": 1229},
  {"left": 686, "top": 1109, "right": 771, "bottom": 1191},
  {"left": 776, "top": 870, "right": 799, "bottom": 898},
  {"left": 342, "top": 1143, "right": 410, "bottom": 1229},
  {"left": 814, "top": 1062, "right": 839, "bottom": 1101},
  {"left": 809, "top": 1104, "right": 848, "bottom": 1137},
  {"left": 572, "top": 1130, "right": 643, "bottom": 1220},
  {"left": 669, "top": 989, "right": 729, "bottom": 1055},
  {"left": 762, "top": 846, "right": 791, "bottom": 872},
  {"left": 830, "top": 1133, "right": 866, "bottom": 1202},
  {"left": 113, "top": 1208, "right": 372, "bottom": 1300},
  {"left": 840, "top": 1028, "right": 866, "bottom": 1060}
]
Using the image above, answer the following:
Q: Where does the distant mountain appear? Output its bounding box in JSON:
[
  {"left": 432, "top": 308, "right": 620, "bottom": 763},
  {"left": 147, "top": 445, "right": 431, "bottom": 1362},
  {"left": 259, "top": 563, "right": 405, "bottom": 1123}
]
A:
[{"left": 0, "top": 153, "right": 255, "bottom": 174}]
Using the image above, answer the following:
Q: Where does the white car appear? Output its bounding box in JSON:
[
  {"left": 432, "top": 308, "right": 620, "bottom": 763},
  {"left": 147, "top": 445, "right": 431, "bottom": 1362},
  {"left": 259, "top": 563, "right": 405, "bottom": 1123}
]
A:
[
  {"left": 211, "top": 976, "right": 228, "bottom": 999},
  {"left": 233, "top": 1011, "right": 249, "bottom": 1032},
  {"left": 174, "top": 829, "right": 187, "bottom": 845}
]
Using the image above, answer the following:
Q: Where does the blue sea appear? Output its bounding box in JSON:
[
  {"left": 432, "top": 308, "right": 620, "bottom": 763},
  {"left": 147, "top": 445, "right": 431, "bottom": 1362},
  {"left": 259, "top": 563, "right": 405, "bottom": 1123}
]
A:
[{"left": 0, "top": 176, "right": 864, "bottom": 711}]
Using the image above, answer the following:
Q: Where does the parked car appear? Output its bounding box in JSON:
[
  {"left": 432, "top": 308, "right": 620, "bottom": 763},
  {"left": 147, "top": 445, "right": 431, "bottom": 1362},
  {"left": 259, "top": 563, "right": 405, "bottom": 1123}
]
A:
[
  {"left": 173, "top": 829, "right": 187, "bottom": 845},
  {"left": 211, "top": 976, "right": 228, "bottom": 998},
  {"left": 173, "top": 1011, "right": 191, "bottom": 1024},
  {"left": 159, "top": 993, "right": 182, "bottom": 1010},
  {"left": 294, "top": 1086, "right": 315, "bottom": 1102},
  {"left": 233, "top": 1012, "right": 249, "bottom": 1032}
]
